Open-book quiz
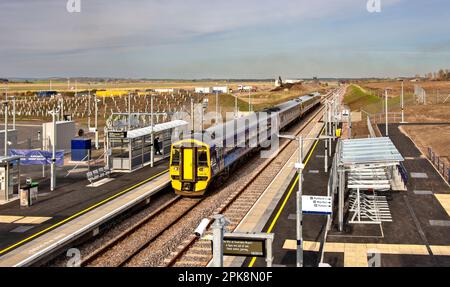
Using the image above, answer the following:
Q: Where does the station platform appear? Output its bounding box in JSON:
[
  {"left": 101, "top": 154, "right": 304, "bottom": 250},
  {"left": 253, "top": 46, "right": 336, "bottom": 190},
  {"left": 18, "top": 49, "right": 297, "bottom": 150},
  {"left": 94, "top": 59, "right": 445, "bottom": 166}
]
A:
[
  {"left": 242, "top": 123, "right": 450, "bottom": 267},
  {"left": 0, "top": 160, "right": 170, "bottom": 266},
  {"left": 220, "top": 121, "right": 331, "bottom": 267}
]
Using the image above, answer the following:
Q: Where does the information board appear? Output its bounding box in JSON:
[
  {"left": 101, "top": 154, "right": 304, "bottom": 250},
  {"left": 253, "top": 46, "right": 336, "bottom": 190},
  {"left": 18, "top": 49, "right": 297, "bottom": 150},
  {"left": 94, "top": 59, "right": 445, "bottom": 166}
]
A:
[
  {"left": 222, "top": 238, "right": 266, "bottom": 257},
  {"left": 302, "top": 196, "right": 332, "bottom": 215},
  {"left": 108, "top": 131, "right": 127, "bottom": 139}
]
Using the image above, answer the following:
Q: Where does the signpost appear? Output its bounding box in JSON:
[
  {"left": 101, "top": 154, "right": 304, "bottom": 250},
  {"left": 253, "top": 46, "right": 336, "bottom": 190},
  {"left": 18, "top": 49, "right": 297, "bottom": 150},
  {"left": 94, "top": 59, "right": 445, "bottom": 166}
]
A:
[
  {"left": 302, "top": 196, "right": 332, "bottom": 215},
  {"left": 108, "top": 131, "right": 127, "bottom": 139},
  {"left": 208, "top": 214, "right": 274, "bottom": 267}
]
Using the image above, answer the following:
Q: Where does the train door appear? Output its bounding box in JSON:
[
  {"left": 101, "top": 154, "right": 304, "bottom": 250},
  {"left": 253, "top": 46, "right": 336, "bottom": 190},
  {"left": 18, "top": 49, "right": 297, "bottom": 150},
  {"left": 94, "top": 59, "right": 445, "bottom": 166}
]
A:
[{"left": 182, "top": 148, "right": 196, "bottom": 181}]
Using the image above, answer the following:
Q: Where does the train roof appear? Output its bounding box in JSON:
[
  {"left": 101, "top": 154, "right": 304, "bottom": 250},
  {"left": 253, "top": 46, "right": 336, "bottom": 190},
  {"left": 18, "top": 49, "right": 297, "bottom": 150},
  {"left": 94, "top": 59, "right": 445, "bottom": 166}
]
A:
[{"left": 177, "top": 92, "right": 321, "bottom": 146}]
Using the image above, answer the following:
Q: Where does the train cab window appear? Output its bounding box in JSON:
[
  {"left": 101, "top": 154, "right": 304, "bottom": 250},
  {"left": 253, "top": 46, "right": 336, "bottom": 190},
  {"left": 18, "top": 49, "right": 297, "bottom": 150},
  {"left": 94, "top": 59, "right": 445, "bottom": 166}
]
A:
[
  {"left": 171, "top": 149, "right": 180, "bottom": 166},
  {"left": 198, "top": 150, "right": 208, "bottom": 167}
]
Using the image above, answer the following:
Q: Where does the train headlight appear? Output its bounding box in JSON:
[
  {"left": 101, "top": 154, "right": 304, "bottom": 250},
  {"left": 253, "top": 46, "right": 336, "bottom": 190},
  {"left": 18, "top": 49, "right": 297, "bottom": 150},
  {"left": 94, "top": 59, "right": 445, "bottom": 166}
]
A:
[{"left": 173, "top": 167, "right": 179, "bottom": 171}]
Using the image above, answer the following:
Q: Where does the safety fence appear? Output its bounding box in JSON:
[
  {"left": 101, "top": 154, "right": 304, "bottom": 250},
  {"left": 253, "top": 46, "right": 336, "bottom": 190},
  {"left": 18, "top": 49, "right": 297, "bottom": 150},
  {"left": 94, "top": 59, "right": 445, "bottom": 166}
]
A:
[{"left": 428, "top": 147, "right": 450, "bottom": 184}]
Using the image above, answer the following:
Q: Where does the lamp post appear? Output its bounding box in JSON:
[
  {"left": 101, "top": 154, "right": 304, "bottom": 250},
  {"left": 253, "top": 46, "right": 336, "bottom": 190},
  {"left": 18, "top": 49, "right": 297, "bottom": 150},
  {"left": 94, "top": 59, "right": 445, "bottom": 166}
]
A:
[
  {"left": 95, "top": 96, "right": 100, "bottom": 149},
  {"left": 151, "top": 94, "right": 155, "bottom": 167},
  {"left": 128, "top": 92, "right": 132, "bottom": 130},
  {"left": 48, "top": 108, "right": 60, "bottom": 191},
  {"left": 234, "top": 94, "right": 238, "bottom": 119},
  {"left": 3, "top": 101, "right": 8, "bottom": 157},
  {"left": 278, "top": 134, "right": 304, "bottom": 267},
  {"left": 401, "top": 80, "right": 405, "bottom": 123},
  {"left": 278, "top": 133, "right": 337, "bottom": 267},
  {"left": 12, "top": 96, "right": 16, "bottom": 130},
  {"left": 216, "top": 91, "right": 219, "bottom": 125},
  {"left": 88, "top": 84, "right": 91, "bottom": 129},
  {"left": 248, "top": 89, "right": 252, "bottom": 112}
]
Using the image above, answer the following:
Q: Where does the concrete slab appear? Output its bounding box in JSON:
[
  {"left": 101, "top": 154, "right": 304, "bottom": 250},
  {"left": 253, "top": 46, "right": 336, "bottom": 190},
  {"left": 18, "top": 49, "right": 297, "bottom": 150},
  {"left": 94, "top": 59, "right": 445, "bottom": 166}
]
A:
[
  {"left": 429, "top": 220, "right": 450, "bottom": 227},
  {"left": 10, "top": 226, "right": 35, "bottom": 233},
  {"left": 411, "top": 173, "right": 429, "bottom": 179},
  {"left": 414, "top": 190, "right": 433, "bottom": 195}
]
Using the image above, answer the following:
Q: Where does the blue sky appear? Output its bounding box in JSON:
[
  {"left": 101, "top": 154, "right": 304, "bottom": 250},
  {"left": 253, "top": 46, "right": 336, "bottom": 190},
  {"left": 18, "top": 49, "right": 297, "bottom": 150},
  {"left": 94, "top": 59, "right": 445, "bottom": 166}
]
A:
[{"left": 1, "top": 0, "right": 450, "bottom": 78}]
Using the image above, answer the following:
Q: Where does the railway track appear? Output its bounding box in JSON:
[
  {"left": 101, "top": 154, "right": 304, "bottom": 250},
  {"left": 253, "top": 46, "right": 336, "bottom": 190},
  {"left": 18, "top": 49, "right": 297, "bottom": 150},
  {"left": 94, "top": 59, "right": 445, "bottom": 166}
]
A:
[
  {"left": 76, "top": 89, "right": 340, "bottom": 267},
  {"left": 164, "top": 91, "right": 338, "bottom": 267},
  {"left": 81, "top": 196, "right": 202, "bottom": 267}
]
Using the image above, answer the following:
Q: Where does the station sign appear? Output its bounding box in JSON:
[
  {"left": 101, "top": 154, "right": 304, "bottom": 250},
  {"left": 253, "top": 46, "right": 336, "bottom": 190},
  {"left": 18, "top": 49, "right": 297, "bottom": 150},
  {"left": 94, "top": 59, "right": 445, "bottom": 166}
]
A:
[
  {"left": 221, "top": 237, "right": 266, "bottom": 258},
  {"left": 108, "top": 131, "right": 128, "bottom": 139},
  {"left": 302, "top": 196, "right": 332, "bottom": 215}
]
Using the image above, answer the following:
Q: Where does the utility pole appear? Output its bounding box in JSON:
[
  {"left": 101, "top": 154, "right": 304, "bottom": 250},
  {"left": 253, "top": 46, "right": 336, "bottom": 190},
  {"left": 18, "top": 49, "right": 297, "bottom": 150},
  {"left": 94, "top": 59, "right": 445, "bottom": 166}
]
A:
[
  {"left": 216, "top": 91, "right": 219, "bottom": 125},
  {"left": 385, "top": 89, "right": 389, "bottom": 137},
  {"left": 296, "top": 136, "right": 304, "bottom": 267},
  {"left": 95, "top": 95, "right": 99, "bottom": 149},
  {"left": 12, "top": 96, "right": 16, "bottom": 130},
  {"left": 234, "top": 95, "right": 238, "bottom": 119},
  {"left": 151, "top": 94, "right": 155, "bottom": 167},
  {"left": 60, "top": 97, "right": 65, "bottom": 121},
  {"left": 401, "top": 80, "right": 405, "bottom": 123},
  {"left": 88, "top": 85, "right": 91, "bottom": 129},
  {"left": 128, "top": 92, "right": 132, "bottom": 130},
  {"left": 324, "top": 102, "right": 328, "bottom": 172},
  {"left": 248, "top": 89, "right": 251, "bottom": 112},
  {"left": 3, "top": 101, "right": 8, "bottom": 157},
  {"left": 190, "top": 96, "right": 194, "bottom": 133}
]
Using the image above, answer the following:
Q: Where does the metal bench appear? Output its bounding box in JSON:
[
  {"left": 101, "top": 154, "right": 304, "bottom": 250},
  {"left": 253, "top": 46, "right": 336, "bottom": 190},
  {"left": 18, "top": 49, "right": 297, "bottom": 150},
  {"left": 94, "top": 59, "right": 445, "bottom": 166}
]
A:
[{"left": 87, "top": 166, "right": 112, "bottom": 184}]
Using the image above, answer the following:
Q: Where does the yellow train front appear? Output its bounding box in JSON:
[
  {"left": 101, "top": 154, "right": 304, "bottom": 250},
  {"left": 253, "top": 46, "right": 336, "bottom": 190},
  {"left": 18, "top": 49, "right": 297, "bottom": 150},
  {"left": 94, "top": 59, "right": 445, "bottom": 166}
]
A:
[{"left": 170, "top": 139, "right": 212, "bottom": 196}]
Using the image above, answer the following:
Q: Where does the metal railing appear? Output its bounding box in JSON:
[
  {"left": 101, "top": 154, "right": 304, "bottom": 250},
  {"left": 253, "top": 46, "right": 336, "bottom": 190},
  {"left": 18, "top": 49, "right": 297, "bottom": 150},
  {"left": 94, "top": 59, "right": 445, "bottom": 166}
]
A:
[{"left": 428, "top": 147, "right": 450, "bottom": 184}]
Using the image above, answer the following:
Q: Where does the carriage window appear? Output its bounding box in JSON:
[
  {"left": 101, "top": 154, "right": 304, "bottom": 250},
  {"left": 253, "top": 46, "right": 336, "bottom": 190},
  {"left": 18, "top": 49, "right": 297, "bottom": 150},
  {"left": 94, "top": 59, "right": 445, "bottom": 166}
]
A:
[
  {"left": 198, "top": 150, "right": 208, "bottom": 167},
  {"left": 171, "top": 149, "right": 180, "bottom": 166}
]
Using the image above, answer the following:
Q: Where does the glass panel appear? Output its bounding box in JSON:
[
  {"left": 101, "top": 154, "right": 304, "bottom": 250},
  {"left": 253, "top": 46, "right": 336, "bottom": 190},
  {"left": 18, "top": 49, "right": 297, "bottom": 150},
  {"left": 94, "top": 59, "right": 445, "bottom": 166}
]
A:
[
  {"left": 198, "top": 150, "right": 208, "bottom": 167},
  {"left": 171, "top": 149, "right": 180, "bottom": 166}
]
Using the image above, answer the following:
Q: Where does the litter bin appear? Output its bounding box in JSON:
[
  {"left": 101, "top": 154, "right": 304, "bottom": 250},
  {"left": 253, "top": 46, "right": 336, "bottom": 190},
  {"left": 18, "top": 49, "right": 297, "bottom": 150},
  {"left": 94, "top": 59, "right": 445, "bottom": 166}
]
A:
[{"left": 20, "top": 182, "right": 39, "bottom": 207}]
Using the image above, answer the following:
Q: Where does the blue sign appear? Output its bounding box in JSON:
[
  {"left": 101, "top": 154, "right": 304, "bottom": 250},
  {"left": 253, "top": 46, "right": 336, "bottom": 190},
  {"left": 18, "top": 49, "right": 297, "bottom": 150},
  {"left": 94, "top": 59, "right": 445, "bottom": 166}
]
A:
[{"left": 9, "top": 149, "right": 65, "bottom": 166}]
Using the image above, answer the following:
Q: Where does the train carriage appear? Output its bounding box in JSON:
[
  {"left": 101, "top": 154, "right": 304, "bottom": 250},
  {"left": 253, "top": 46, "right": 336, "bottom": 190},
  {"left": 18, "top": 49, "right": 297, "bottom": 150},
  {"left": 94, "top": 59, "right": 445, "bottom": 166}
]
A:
[{"left": 170, "top": 92, "right": 322, "bottom": 196}]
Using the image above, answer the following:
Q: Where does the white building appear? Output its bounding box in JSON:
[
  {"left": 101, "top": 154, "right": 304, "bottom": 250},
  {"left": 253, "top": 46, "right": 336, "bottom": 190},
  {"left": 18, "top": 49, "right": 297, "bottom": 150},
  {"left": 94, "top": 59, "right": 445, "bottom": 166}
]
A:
[
  {"left": 154, "top": 88, "right": 177, "bottom": 93},
  {"left": 275, "top": 78, "right": 303, "bottom": 87},
  {"left": 42, "top": 121, "right": 76, "bottom": 153},
  {"left": 195, "top": 87, "right": 212, "bottom": 94},
  {"left": 238, "top": 85, "right": 255, "bottom": 92},
  {"left": 212, "top": 86, "right": 228, "bottom": 94}
]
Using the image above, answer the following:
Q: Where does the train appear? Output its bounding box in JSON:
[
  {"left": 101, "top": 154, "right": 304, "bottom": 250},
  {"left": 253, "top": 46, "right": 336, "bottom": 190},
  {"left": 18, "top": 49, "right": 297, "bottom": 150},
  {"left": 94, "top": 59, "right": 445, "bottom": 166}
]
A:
[{"left": 169, "top": 92, "right": 322, "bottom": 196}]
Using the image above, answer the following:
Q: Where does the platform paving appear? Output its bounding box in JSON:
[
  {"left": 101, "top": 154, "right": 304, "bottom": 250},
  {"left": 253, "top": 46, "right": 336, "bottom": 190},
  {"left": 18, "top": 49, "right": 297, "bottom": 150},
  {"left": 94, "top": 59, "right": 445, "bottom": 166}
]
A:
[
  {"left": 246, "top": 123, "right": 450, "bottom": 267},
  {"left": 0, "top": 159, "right": 169, "bottom": 255}
]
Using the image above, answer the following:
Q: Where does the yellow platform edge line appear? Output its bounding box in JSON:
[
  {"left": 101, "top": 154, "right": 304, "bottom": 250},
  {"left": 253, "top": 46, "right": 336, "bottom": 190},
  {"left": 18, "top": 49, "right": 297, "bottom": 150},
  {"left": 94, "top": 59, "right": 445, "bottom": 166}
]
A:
[
  {"left": 0, "top": 169, "right": 169, "bottom": 256},
  {"left": 249, "top": 127, "right": 324, "bottom": 267}
]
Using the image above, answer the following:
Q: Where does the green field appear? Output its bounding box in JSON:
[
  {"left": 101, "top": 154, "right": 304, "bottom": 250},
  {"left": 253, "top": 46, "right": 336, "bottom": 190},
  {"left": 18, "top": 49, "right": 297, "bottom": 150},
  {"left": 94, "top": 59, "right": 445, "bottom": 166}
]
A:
[{"left": 344, "top": 84, "right": 415, "bottom": 114}]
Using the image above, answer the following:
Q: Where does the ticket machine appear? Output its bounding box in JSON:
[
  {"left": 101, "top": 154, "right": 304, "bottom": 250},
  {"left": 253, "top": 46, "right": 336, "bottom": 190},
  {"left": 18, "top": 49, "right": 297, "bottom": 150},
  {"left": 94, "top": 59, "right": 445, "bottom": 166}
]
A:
[{"left": 0, "top": 157, "right": 21, "bottom": 202}]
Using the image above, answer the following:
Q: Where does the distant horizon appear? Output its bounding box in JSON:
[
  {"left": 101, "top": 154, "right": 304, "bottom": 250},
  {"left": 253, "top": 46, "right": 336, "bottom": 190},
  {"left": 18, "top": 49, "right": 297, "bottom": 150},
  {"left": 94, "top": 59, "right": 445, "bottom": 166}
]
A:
[{"left": 1, "top": 75, "right": 435, "bottom": 82}]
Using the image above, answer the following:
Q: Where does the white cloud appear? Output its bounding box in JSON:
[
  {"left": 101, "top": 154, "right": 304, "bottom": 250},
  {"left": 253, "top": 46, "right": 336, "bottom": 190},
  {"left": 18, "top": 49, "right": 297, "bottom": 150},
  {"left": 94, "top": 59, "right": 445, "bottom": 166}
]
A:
[{"left": 0, "top": 0, "right": 404, "bottom": 54}]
